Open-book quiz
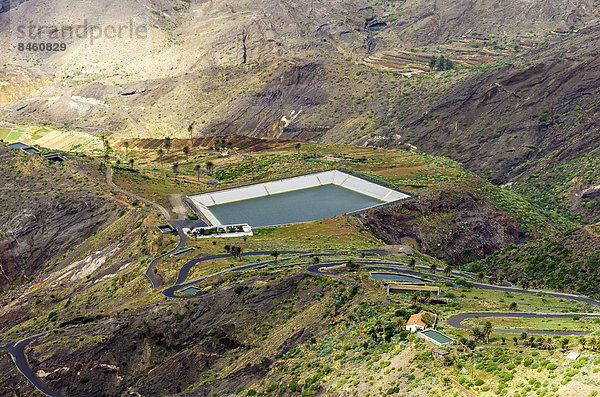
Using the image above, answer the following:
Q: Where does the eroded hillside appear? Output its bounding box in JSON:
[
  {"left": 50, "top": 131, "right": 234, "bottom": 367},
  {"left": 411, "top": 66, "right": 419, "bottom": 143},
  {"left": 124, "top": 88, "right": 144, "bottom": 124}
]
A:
[{"left": 0, "top": 146, "right": 118, "bottom": 292}]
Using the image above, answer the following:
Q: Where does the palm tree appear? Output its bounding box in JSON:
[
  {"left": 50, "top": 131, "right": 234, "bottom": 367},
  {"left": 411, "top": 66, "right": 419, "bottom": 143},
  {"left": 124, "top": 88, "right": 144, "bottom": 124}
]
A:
[
  {"left": 157, "top": 148, "right": 164, "bottom": 165},
  {"left": 183, "top": 146, "right": 190, "bottom": 161},
  {"left": 410, "top": 292, "right": 420, "bottom": 305},
  {"left": 588, "top": 336, "right": 598, "bottom": 350},
  {"left": 271, "top": 250, "right": 280, "bottom": 264},
  {"left": 422, "top": 291, "right": 432, "bottom": 304},
  {"left": 408, "top": 258, "right": 416, "bottom": 270},
  {"left": 295, "top": 142, "right": 301, "bottom": 154},
  {"left": 483, "top": 321, "right": 493, "bottom": 343},
  {"left": 232, "top": 246, "right": 243, "bottom": 260},
  {"left": 195, "top": 164, "right": 201, "bottom": 181},
  {"left": 172, "top": 162, "right": 179, "bottom": 177},
  {"left": 206, "top": 160, "right": 214, "bottom": 175},
  {"left": 188, "top": 121, "right": 195, "bottom": 140},
  {"left": 124, "top": 141, "right": 129, "bottom": 158},
  {"left": 164, "top": 137, "right": 172, "bottom": 153},
  {"left": 444, "top": 264, "right": 454, "bottom": 277},
  {"left": 129, "top": 158, "right": 134, "bottom": 168},
  {"left": 472, "top": 327, "right": 484, "bottom": 342}
]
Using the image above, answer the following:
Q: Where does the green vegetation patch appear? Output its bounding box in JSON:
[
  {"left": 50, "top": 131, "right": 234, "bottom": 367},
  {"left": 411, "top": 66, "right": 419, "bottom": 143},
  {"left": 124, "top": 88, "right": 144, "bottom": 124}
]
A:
[
  {"left": 466, "top": 316, "right": 600, "bottom": 332},
  {"left": 6, "top": 131, "right": 22, "bottom": 141}
]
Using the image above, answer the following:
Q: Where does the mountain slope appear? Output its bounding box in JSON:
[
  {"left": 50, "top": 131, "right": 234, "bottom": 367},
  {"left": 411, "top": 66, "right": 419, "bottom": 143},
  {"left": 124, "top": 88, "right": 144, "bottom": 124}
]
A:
[{"left": 0, "top": 145, "right": 118, "bottom": 292}]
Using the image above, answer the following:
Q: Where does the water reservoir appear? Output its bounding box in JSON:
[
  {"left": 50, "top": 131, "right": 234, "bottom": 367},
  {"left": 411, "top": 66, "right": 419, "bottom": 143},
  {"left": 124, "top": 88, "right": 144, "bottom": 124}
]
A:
[
  {"left": 208, "top": 184, "right": 382, "bottom": 227},
  {"left": 188, "top": 170, "right": 410, "bottom": 227},
  {"left": 180, "top": 287, "right": 200, "bottom": 294}
]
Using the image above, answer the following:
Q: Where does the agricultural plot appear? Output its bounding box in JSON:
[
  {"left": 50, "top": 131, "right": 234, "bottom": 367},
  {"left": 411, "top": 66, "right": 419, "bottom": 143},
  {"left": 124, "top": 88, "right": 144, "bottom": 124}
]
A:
[
  {"left": 6, "top": 130, "right": 22, "bottom": 141},
  {"left": 0, "top": 127, "right": 11, "bottom": 140},
  {"left": 466, "top": 315, "right": 600, "bottom": 333}
]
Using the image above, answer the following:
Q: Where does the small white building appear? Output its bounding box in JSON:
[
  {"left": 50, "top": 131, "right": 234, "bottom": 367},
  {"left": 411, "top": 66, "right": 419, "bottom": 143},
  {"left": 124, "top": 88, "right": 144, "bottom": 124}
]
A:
[
  {"left": 566, "top": 352, "right": 580, "bottom": 361},
  {"left": 406, "top": 311, "right": 431, "bottom": 333},
  {"left": 185, "top": 224, "right": 253, "bottom": 239}
]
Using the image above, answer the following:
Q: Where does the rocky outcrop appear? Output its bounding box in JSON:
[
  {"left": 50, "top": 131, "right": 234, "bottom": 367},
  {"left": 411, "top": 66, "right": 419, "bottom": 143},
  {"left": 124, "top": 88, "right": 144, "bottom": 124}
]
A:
[
  {"left": 0, "top": 66, "right": 45, "bottom": 106},
  {"left": 359, "top": 185, "right": 525, "bottom": 265},
  {"left": 7, "top": 272, "right": 331, "bottom": 396},
  {"left": 0, "top": 145, "right": 115, "bottom": 291}
]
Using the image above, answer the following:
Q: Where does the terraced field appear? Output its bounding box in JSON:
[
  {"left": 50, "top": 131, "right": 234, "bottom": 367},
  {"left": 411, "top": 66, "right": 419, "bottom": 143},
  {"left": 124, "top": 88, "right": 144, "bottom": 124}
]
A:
[{"left": 0, "top": 125, "right": 101, "bottom": 152}]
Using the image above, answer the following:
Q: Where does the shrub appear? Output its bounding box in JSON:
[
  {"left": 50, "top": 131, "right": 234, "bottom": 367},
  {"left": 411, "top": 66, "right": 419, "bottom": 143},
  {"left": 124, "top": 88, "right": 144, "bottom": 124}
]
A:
[
  {"left": 455, "top": 277, "right": 473, "bottom": 287},
  {"left": 234, "top": 285, "right": 244, "bottom": 294}
]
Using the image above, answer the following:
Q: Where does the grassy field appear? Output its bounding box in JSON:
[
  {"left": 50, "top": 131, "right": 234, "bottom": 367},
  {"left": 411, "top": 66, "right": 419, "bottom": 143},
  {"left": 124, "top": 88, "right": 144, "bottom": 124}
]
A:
[
  {"left": 443, "top": 288, "right": 599, "bottom": 314},
  {"left": 466, "top": 316, "right": 600, "bottom": 332},
  {"left": 6, "top": 130, "right": 22, "bottom": 141}
]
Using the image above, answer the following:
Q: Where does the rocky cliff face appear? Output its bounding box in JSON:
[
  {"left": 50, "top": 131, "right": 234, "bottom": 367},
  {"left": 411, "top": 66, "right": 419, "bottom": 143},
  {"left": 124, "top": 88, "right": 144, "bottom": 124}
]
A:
[
  {"left": 0, "top": 145, "right": 116, "bottom": 291},
  {"left": 0, "top": 66, "right": 46, "bottom": 105},
  {"left": 375, "top": 27, "right": 600, "bottom": 185},
  {"left": 359, "top": 184, "right": 526, "bottom": 265},
  {"left": 0, "top": 271, "right": 333, "bottom": 396}
]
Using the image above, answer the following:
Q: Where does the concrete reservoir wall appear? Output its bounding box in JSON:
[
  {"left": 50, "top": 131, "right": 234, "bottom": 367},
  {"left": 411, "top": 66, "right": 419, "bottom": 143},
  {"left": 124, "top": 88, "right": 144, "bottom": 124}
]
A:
[{"left": 188, "top": 170, "right": 410, "bottom": 226}]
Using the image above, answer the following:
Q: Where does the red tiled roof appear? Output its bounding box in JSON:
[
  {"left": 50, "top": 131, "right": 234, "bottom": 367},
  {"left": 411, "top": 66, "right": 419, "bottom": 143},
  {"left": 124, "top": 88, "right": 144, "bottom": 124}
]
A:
[{"left": 407, "top": 311, "right": 429, "bottom": 328}]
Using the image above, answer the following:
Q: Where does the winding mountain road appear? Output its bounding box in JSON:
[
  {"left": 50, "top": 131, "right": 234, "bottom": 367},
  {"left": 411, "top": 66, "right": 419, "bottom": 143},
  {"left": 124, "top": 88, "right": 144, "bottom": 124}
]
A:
[
  {"left": 162, "top": 251, "right": 327, "bottom": 298},
  {"left": 308, "top": 260, "right": 600, "bottom": 335},
  {"left": 0, "top": 333, "right": 63, "bottom": 397},
  {"left": 104, "top": 163, "right": 213, "bottom": 288},
  {"left": 145, "top": 226, "right": 188, "bottom": 288}
]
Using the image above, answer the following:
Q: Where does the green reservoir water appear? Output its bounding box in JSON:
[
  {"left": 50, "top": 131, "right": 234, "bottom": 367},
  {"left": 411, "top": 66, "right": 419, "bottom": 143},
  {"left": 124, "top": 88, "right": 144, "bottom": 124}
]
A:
[
  {"left": 208, "top": 184, "right": 383, "bottom": 227},
  {"left": 420, "top": 330, "right": 454, "bottom": 345},
  {"left": 180, "top": 287, "right": 200, "bottom": 294}
]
